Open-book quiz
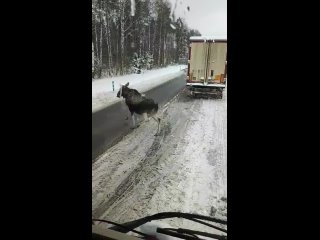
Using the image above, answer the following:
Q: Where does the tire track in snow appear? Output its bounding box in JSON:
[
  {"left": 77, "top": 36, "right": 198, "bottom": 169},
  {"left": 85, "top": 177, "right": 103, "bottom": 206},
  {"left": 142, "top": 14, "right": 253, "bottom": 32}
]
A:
[
  {"left": 93, "top": 123, "right": 168, "bottom": 218},
  {"left": 93, "top": 89, "right": 227, "bottom": 232},
  {"left": 93, "top": 90, "right": 198, "bottom": 219},
  {"left": 98, "top": 98, "right": 200, "bottom": 221}
]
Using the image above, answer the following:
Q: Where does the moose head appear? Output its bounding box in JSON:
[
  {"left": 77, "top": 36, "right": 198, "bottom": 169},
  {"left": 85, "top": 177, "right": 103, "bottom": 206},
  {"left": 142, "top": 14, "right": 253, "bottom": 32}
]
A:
[{"left": 116, "top": 82, "right": 129, "bottom": 98}]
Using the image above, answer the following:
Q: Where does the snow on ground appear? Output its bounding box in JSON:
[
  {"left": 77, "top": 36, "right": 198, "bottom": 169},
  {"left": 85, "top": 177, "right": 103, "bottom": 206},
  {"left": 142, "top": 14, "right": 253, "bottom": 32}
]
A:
[
  {"left": 92, "top": 65, "right": 187, "bottom": 113},
  {"left": 92, "top": 88, "right": 227, "bottom": 236}
]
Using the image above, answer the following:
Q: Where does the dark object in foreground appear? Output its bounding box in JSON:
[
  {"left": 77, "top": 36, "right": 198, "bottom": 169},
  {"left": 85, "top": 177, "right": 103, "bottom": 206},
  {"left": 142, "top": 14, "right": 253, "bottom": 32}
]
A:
[{"left": 93, "top": 211, "right": 227, "bottom": 240}]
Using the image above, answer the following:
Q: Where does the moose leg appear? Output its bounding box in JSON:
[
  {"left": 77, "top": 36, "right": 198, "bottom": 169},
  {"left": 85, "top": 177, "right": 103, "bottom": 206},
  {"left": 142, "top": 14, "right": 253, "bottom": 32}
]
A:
[
  {"left": 152, "top": 117, "right": 161, "bottom": 136},
  {"left": 157, "top": 117, "right": 161, "bottom": 135},
  {"left": 143, "top": 113, "right": 149, "bottom": 122},
  {"left": 131, "top": 113, "right": 136, "bottom": 129},
  {"left": 131, "top": 113, "right": 140, "bottom": 129}
]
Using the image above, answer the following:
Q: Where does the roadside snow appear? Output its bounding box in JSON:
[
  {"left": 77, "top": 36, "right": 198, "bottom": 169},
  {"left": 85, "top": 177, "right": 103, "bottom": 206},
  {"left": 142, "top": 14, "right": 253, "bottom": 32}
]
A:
[
  {"left": 144, "top": 99, "right": 227, "bottom": 230},
  {"left": 92, "top": 65, "right": 187, "bottom": 113}
]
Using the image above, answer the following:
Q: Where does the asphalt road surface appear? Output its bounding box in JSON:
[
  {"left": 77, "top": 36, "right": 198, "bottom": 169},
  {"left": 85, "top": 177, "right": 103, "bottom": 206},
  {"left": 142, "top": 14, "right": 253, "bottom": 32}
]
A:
[{"left": 92, "top": 74, "right": 186, "bottom": 161}]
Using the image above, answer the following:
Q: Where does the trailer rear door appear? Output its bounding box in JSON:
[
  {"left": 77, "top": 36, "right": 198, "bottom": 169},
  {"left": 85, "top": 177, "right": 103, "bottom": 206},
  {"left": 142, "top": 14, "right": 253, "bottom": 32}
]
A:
[
  {"left": 189, "top": 42, "right": 210, "bottom": 83},
  {"left": 207, "top": 42, "right": 227, "bottom": 84}
]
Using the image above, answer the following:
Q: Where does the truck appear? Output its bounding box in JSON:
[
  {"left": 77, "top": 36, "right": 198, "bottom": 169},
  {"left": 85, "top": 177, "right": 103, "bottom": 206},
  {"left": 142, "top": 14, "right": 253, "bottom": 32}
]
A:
[{"left": 186, "top": 36, "right": 227, "bottom": 99}]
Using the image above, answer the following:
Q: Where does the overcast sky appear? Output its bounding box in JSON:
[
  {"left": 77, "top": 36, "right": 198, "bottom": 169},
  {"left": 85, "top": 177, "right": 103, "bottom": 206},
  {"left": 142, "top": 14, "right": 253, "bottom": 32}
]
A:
[{"left": 168, "top": 0, "right": 227, "bottom": 37}]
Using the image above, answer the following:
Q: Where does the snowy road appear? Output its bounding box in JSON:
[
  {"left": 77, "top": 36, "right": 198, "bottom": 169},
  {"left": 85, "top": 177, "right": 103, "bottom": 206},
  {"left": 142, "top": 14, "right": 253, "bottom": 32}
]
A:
[{"left": 92, "top": 88, "right": 227, "bottom": 234}]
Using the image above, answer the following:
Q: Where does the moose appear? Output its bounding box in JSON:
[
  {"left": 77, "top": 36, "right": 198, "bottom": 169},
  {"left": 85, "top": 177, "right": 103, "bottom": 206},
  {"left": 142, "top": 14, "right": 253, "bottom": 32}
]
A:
[{"left": 117, "top": 82, "right": 161, "bottom": 135}]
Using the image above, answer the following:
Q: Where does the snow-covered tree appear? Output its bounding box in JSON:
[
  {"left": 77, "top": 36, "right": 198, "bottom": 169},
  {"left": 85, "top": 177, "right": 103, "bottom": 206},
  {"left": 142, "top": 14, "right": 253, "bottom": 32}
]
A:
[{"left": 92, "top": 0, "right": 200, "bottom": 78}]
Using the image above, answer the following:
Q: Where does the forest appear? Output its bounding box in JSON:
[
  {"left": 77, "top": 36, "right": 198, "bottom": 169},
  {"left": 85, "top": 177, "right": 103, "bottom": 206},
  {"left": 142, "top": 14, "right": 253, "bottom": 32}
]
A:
[{"left": 92, "top": 0, "right": 201, "bottom": 79}]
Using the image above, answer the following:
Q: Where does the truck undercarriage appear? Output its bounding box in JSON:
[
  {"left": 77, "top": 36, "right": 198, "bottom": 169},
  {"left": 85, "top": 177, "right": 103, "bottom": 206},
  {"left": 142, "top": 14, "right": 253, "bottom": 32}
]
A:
[{"left": 187, "top": 84, "right": 225, "bottom": 99}]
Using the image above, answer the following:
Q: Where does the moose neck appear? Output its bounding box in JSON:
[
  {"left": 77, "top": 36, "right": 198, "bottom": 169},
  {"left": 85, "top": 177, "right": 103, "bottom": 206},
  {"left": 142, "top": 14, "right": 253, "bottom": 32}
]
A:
[{"left": 122, "top": 90, "right": 129, "bottom": 100}]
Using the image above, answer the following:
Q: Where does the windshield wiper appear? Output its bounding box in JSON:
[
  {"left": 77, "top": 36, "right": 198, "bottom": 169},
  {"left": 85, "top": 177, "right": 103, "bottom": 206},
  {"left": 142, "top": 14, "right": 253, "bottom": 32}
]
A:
[
  {"left": 108, "top": 211, "right": 227, "bottom": 234},
  {"left": 157, "top": 227, "right": 227, "bottom": 240}
]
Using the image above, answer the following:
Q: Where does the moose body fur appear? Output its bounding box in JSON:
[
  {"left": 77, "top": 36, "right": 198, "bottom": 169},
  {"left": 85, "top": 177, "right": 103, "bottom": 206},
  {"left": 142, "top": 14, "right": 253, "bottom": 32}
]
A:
[{"left": 117, "top": 82, "right": 161, "bottom": 135}]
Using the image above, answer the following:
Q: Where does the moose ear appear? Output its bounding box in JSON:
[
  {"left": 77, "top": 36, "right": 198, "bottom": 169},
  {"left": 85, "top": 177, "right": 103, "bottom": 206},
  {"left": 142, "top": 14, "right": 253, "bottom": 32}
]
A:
[{"left": 125, "top": 82, "right": 129, "bottom": 87}]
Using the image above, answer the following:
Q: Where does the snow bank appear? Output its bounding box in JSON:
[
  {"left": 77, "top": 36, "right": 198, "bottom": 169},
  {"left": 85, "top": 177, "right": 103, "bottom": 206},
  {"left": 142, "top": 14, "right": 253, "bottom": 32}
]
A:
[{"left": 189, "top": 36, "right": 227, "bottom": 41}]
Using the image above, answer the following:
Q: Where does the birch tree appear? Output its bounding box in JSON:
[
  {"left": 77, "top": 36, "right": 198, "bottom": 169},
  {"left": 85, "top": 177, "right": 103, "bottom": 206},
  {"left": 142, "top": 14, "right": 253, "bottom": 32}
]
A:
[{"left": 91, "top": 0, "right": 200, "bottom": 79}]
